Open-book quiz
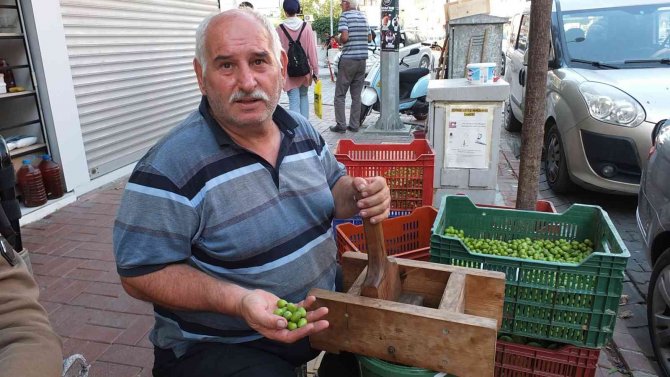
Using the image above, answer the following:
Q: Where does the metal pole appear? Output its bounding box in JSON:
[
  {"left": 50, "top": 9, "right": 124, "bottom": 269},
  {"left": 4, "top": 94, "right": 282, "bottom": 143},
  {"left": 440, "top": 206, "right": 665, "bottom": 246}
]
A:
[
  {"left": 374, "top": 51, "right": 404, "bottom": 130},
  {"left": 330, "top": 0, "right": 333, "bottom": 36}
]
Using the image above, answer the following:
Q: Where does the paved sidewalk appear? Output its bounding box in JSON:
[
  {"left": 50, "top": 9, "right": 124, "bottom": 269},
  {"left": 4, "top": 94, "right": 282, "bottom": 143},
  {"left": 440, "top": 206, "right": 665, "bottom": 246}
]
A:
[{"left": 21, "top": 73, "right": 652, "bottom": 376}]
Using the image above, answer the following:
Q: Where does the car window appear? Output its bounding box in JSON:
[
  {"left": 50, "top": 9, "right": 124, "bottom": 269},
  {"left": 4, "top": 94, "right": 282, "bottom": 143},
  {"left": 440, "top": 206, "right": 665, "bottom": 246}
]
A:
[
  {"left": 516, "top": 14, "right": 530, "bottom": 52},
  {"left": 399, "top": 32, "right": 407, "bottom": 47},
  {"left": 509, "top": 14, "right": 521, "bottom": 49},
  {"left": 405, "top": 31, "right": 418, "bottom": 45},
  {"left": 562, "top": 3, "right": 670, "bottom": 63}
]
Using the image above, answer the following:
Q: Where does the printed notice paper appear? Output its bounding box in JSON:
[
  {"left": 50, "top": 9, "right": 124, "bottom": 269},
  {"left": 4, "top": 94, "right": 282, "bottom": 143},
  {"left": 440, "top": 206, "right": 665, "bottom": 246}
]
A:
[{"left": 444, "top": 104, "right": 494, "bottom": 169}]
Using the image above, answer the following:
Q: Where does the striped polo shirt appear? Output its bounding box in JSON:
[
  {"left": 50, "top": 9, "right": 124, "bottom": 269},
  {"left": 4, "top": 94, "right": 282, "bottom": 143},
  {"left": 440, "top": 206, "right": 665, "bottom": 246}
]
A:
[
  {"left": 338, "top": 10, "right": 370, "bottom": 60},
  {"left": 113, "top": 97, "right": 345, "bottom": 357}
]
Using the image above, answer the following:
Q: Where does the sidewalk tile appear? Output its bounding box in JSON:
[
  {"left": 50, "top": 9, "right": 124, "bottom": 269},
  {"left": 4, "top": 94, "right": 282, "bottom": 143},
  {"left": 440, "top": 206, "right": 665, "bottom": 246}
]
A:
[
  {"left": 98, "top": 344, "right": 154, "bottom": 368},
  {"left": 115, "top": 315, "right": 154, "bottom": 347},
  {"left": 62, "top": 338, "right": 111, "bottom": 365},
  {"left": 88, "top": 360, "right": 142, "bottom": 377},
  {"left": 69, "top": 324, "right": 124, "bottom": 344}
]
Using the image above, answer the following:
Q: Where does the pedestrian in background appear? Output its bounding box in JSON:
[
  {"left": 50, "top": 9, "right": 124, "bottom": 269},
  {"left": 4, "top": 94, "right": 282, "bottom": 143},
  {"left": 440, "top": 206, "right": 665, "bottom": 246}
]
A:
[
  {"left": 329, "top": 0, "right": 371, "bottom": 133},
  {"left": 277, "top": 0, "right": 319, "bottom": 119}
]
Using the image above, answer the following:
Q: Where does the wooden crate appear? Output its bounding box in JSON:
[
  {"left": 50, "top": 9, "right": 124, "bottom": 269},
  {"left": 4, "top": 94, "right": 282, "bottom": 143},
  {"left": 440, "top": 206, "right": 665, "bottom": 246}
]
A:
[
  {"left": 446, "top": 0, "right": 490, "bottom": 21},
  {"left": 309, "top": 252, "right": 505, "bottom": 377}
]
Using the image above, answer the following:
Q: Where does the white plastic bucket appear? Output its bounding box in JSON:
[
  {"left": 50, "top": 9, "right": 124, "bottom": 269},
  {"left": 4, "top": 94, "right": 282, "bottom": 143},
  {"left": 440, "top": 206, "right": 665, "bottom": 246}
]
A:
[{"left": 466, "top": 63, "right": 496, "bottom": 84}]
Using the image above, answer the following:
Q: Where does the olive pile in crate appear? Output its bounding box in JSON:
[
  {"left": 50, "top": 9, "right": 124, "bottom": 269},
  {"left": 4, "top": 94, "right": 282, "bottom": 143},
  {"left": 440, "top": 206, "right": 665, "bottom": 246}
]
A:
[
  {"left": 498, "top": 334, "right": 563, "bottom": 349},
  {"left": 383, "top": 168, "right": 424, "bottom": 210},
  {"left": 444, "top": 226, "right": 594, "bottom": 263},
  {"left": 273, "top": 299, "right": 308, "bottom": 330}
]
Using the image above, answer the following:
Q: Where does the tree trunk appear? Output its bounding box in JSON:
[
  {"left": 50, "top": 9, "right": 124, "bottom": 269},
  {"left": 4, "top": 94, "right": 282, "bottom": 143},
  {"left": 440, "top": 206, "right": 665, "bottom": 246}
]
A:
[{"left": 516, "top": 0, "right": 553, "bottom": 210}]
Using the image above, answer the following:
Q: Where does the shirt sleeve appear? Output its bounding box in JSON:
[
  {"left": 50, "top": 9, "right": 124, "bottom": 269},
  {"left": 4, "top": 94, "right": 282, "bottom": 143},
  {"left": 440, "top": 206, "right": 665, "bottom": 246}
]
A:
[
  {"left": 338, "top": 13, "right": 348, "bottom": 33},
  {"left": 113, "top": 162, "right": 200, "bottom": 277}
]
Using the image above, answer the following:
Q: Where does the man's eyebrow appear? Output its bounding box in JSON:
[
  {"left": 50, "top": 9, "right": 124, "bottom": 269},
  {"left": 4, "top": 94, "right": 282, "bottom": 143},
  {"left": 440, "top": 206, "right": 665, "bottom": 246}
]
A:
[{"left": 212, "top": 51, "right": 270, "bottom": 62}]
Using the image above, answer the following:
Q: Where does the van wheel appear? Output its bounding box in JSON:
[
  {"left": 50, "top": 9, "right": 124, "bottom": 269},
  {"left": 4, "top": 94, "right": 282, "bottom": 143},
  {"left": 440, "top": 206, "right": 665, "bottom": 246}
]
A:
[
  {"left": 544, "top": 124, "right": 572, "bottom": 193},
  {"left": 648, "top": 248, "right": 670, "bottom": 377},
  {"left": 360, "top": 104, "right": 372, "bottom": 124},
  {"left": 504, "top": 101, "right": 522, "bottom": 132}
]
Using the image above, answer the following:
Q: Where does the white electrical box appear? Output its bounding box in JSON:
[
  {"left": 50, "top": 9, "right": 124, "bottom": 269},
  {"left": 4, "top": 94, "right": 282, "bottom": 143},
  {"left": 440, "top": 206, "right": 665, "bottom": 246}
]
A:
[{"left": 427, "top": 78, "right": 510, "bottom": 205}]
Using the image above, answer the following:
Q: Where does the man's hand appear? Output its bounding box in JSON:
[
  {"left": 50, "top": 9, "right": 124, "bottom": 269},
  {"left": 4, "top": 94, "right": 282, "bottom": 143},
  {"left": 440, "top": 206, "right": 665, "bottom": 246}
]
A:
[
  {"left": 238, "top": 291, "right": 329, "bottom": 343},
  {"left": 352, "top": 176, "right": 390, "bottom": 224}
]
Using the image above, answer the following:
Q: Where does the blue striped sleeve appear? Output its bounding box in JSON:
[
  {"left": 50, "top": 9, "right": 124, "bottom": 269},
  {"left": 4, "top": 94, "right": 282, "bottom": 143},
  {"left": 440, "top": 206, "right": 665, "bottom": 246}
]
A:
[{"left": 113, "top": 162, "right": 200, "bottom": 277}]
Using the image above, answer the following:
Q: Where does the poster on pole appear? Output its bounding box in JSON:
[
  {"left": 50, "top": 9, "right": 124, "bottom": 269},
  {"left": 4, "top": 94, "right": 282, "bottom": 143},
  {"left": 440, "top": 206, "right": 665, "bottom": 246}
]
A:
[
  {"left": 380, "top": 0, "right": 399, "bottom": 51},
  {"left": 443, "top": 104, "right": 495, "bottom": 169}
]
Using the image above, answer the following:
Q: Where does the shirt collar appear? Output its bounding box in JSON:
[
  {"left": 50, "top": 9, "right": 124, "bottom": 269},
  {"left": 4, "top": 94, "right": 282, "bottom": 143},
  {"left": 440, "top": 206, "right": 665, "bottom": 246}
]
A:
[{"left": 198, "top": 96, "right": 297, "bottom": 147}]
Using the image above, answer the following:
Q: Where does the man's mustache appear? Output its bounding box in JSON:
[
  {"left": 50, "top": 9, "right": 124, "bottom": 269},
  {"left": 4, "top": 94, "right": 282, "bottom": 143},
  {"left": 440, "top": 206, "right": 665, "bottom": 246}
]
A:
[{"left": 229, "top": 89, "right": 270, "bottom": 103}]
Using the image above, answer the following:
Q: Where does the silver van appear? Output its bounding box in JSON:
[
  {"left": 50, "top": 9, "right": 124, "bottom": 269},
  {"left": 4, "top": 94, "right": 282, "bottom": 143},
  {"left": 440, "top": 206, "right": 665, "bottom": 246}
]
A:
[
  {"left": 504, "top": 0, "right": 670, "bottom": 195},
  {"left": 637, "top": 118, "right": 670, "bottom": 375}
]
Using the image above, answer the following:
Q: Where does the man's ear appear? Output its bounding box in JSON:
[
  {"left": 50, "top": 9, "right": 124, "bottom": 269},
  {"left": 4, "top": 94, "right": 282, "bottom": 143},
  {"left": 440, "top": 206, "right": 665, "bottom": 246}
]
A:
[
  {"left": 193, "top": 58, "right": 206, "bottom": 96},
  {"left": 280, "top": 50, "right": 289, "bottom": 80}
]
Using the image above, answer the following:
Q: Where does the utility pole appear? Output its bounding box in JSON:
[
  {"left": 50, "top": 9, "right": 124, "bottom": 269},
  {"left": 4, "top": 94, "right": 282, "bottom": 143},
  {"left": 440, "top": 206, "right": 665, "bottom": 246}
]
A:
[
  {"left": 375, "top": 0, "right": 403, "bottom": 131},
  {"left": 516, "top": 0, "right": 552, "bottom": 210}
]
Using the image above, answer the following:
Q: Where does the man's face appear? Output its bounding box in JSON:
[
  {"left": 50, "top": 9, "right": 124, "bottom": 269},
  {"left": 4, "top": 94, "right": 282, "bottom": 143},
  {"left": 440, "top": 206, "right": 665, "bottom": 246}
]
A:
[
  {"left": 194, "top": 13, "right": 287, "bottom": 130},
  {"left": 340, "top": 0, "right": 350, "bottom": 11}
]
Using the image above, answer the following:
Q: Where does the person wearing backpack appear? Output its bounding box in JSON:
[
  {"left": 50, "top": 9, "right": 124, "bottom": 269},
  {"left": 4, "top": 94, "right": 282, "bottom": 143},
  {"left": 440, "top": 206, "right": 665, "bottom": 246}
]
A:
[{"left": 277, "top": 0, "right": 319, "bottom": 119}]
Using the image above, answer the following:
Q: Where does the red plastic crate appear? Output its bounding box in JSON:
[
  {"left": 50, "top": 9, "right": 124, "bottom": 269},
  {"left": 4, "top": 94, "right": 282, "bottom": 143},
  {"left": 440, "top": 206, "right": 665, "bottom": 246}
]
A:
[
  {"left": 334, "top": 139, "right": 435, "bottom": 211},
  {"left": 335, "top": 206, "right": 437, "bottom": 261},
  {"left": 495, "top": 340, "right": 600, "bottom": 377}
]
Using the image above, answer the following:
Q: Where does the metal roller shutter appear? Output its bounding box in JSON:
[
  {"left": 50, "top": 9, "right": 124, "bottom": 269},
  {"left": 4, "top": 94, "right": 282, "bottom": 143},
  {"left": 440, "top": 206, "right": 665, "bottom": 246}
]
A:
[{"left": 60, "top": 0, "right": 219, "bottom": 178}]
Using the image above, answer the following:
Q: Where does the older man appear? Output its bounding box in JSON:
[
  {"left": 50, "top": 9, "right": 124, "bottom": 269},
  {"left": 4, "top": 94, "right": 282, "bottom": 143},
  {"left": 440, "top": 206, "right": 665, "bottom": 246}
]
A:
[
  {"left": 329, "top": 0, "right": 371, "bottom": 133},
  {"left": 113, "top": 9, "right": 389, "bottom": 377}
]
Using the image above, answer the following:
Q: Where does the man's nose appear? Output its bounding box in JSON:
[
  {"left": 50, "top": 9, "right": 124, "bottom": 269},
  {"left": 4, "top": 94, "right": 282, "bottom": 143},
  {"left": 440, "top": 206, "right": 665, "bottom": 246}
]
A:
[{"left": 236, "top": 64, "right": 257, "bottom": 92}]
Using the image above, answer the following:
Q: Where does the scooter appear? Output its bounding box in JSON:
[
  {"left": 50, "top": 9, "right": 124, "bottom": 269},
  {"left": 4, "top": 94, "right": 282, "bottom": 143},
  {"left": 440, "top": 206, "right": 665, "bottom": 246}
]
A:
[{"left": 360, "top": 47, "right": 431, "bottom": 123}]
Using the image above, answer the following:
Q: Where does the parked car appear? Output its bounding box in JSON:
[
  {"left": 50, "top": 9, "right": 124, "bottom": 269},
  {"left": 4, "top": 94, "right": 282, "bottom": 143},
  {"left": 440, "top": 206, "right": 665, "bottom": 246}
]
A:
[
  {"left": 332, "top": 29, "right": 433, "bottom": 76},
  {"left": 504, "top": 0, "right": 670, "bottom": 195},
  {"left": 637, "top": 118, "right": 670, "bottom": 376}
]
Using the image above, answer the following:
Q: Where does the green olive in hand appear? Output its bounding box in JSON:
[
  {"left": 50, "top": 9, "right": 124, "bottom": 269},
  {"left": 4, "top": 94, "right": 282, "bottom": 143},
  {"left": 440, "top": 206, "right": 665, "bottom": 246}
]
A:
[
  {"left": 276, "top": 298, "right": 309, "bottom": 331},
  {"left": 290, "top": 312, "right": 302, "bottom": 323}
]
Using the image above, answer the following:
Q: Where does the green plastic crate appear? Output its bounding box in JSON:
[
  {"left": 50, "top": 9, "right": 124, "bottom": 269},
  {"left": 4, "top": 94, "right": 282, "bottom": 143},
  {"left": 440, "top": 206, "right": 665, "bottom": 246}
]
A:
[{"left": 429, "top": 195, "right": 629, "bottom": 348}]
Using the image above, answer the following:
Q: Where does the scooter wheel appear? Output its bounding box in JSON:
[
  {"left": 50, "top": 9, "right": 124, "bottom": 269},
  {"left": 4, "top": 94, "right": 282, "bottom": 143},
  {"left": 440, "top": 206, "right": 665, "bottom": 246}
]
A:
[
  {"left": 414, "top": 112, "right": 427, "bottom": 121},
  {"left": 360, "top": 104, "right": 373, "bottom": 124}
]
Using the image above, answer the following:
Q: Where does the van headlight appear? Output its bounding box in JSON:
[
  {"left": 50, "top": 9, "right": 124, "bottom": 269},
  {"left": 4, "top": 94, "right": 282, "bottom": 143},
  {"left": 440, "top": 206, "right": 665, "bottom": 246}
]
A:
[{"left": 579, "top": 82, "right": 645, "bottom": 127}]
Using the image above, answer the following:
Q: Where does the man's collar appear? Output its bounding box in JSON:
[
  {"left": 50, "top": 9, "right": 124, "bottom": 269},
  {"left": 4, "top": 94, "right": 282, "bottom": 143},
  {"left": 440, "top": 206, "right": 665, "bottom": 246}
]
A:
[{"left": 198, "top": 96, "right": 297, "bottom": 147}]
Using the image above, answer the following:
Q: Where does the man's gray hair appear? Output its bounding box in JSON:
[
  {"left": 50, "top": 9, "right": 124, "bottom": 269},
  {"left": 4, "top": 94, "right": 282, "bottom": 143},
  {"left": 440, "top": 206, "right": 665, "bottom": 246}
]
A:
[
  {"left": 195, "top": 9, "right": 283, "bottom": 73},
  {"left": 347, "top": 0, "right": 359, "bottom": 8}
]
